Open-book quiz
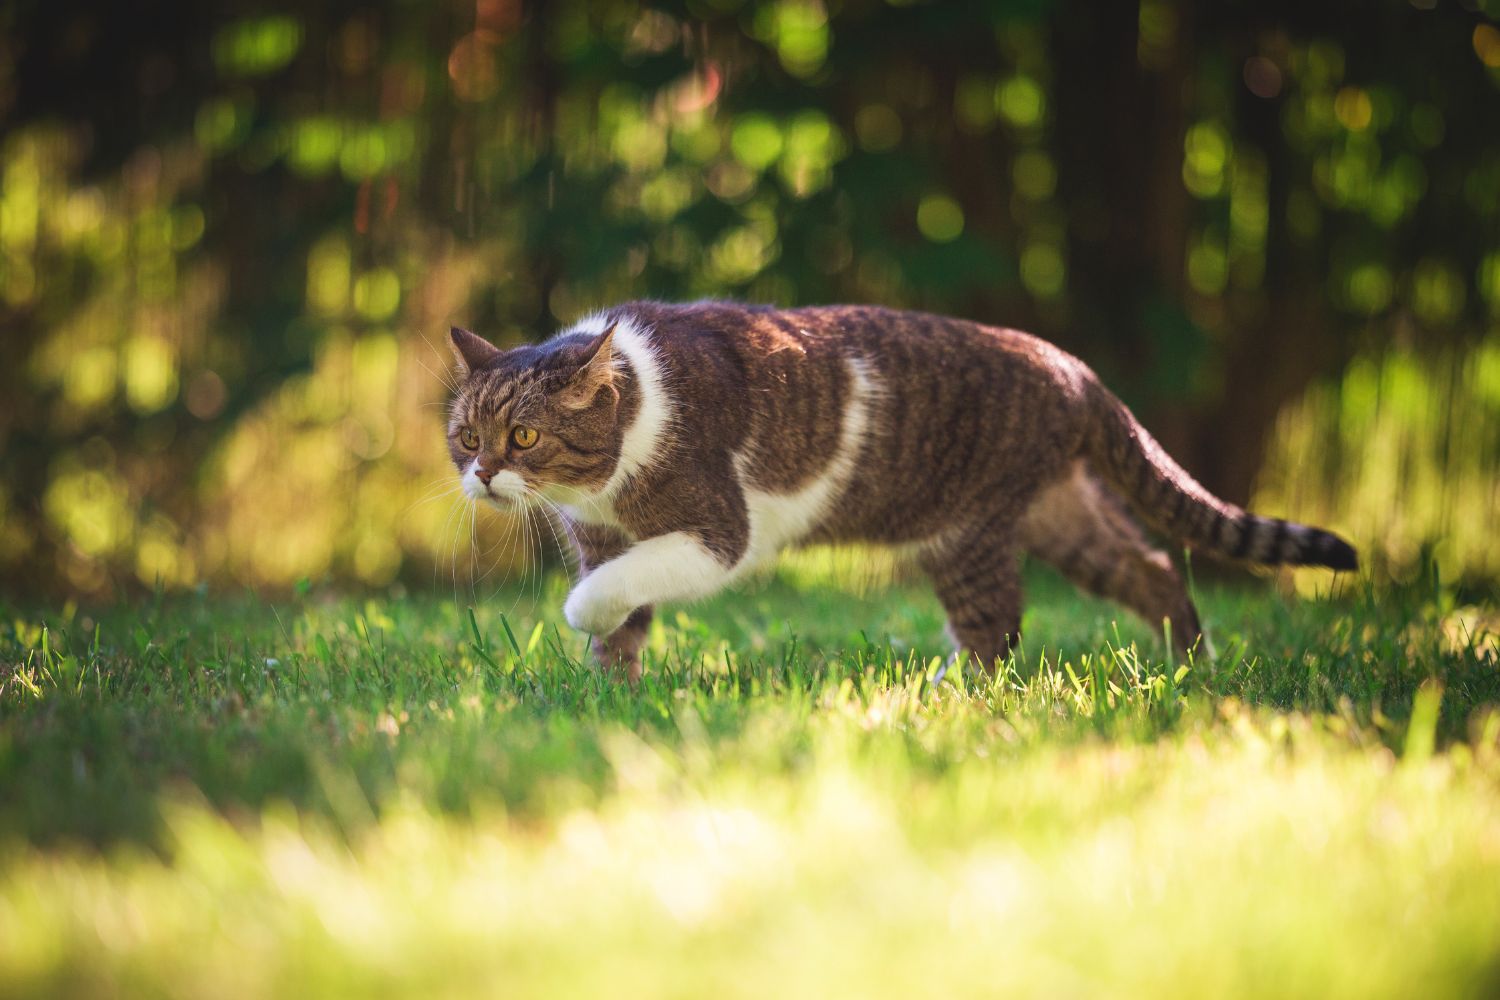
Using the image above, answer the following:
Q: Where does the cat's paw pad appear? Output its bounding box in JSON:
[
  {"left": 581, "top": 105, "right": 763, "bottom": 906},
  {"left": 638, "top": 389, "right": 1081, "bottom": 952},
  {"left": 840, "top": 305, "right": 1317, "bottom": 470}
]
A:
[{"left": 564, "top": 580, "right": 630, "bottom": 636}]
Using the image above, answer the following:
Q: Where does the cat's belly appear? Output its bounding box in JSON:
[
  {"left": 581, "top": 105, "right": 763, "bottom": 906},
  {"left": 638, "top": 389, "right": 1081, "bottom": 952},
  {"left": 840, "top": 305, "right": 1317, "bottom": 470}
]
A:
[{"left": 734, "top": 484, "right": 838, "bottom": 574}]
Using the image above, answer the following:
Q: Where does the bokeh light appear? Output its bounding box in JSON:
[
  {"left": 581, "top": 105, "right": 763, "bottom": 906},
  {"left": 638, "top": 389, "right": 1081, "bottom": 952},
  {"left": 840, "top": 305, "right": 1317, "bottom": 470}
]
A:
[{"left": 2, "top": 0, "right": 1498, "bottom": 598}]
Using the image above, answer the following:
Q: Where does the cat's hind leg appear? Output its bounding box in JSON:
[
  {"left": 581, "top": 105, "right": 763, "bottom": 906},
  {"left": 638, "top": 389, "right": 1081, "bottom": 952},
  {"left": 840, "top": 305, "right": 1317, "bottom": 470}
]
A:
[
  {"left": 919, "top": 527, "right": 1024, "bottom": 672},
  {"left": 1019, "top": 462, "right": 1206, "bottom": 655}
]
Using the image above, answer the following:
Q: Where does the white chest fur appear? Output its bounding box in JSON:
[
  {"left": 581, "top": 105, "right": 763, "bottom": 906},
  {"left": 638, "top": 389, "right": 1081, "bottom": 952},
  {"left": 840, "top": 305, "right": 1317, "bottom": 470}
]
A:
[
  {"left": 545, "top": 311, "right": 671, "bottom": 537},
  {"left": 556, "top": 490, "right": 629, "bottom": 533}
]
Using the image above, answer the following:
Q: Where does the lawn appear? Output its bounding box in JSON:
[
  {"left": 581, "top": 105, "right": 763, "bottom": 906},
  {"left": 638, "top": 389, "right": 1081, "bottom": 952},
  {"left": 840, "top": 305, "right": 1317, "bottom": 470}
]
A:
[{"left": 2, "top": 562, "right": 1499, "bottom": 998}]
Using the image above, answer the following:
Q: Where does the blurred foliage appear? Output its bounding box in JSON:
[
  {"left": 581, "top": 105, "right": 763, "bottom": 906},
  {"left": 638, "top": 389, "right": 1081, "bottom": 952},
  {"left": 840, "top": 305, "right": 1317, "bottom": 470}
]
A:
[
  {"left": 0, "top": 0, "right": 1498, "bottom": 597},
  {"left": 1260, "top": 343, "right": 1500, "bottom": 585}
]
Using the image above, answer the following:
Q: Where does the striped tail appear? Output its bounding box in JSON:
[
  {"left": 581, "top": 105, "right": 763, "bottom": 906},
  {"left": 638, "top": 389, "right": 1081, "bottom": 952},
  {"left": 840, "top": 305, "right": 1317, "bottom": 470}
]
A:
[{"left": 1084, "top": 380, "right": 1358, "bottom": 571}]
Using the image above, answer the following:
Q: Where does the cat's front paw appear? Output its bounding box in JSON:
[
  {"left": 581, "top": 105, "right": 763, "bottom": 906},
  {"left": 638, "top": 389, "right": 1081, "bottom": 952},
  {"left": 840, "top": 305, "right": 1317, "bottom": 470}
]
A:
[{"left": 564, "top": 577, "right": 631, "bottom": 636}]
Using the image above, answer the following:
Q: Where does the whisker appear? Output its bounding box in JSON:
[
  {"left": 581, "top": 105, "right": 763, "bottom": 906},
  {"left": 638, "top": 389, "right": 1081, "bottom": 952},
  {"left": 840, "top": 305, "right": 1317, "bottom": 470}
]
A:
[
  {"left": 415, "top": 344, "right": 462, "bottom": 396},
  {"left": 498, "top": 510, "right": 526, "bottom": 623},
  {"left": 469, "top": 499, "right": 482, "bottom": 606},
  {"left": 433, "top": 495, "right": 464, "bottom": 592},
  {"left": 472, "top": 511, "right": 515, "bottom": 588},
  {"left": 523, "top": 501, "right": 542, "bottom": 613},
  {"left": 528, "top": 493, "right": 576, "bottom": 577},
  {"left": 404, "top": 478, "right": 463, "bottom": 519},
  {"left": 449, "top": 500, "right": 472, "bottom": 611}
]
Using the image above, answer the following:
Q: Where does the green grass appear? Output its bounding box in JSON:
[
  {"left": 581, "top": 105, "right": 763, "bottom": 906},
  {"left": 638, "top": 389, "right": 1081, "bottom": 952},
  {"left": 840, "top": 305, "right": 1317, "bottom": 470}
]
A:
[{"left": 2, "top": 564, "right": 1499, "bottom": 997}]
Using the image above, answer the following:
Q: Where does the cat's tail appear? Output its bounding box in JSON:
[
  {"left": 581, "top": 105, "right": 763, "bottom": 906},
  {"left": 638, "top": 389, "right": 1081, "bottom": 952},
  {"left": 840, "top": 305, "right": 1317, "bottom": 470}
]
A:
[{"left": 1083, "top": 379, "right": 1358, "bottom": 571}]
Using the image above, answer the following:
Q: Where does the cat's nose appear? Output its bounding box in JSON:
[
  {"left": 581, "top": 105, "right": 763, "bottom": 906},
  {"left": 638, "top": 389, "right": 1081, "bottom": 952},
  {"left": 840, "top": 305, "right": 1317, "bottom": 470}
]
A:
[{"left": 474, "top": 465, "right": 494, "bottom": 485}]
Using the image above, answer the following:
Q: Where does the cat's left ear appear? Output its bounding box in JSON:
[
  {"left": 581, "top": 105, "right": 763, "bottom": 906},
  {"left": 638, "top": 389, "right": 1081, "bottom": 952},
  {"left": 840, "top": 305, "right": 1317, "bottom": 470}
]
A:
[
  {"left": 561, "top": 323, "right": 620, "bottom": 410},
  {"left": 449, "top": 326, "right": 501, "bottom": 376}
]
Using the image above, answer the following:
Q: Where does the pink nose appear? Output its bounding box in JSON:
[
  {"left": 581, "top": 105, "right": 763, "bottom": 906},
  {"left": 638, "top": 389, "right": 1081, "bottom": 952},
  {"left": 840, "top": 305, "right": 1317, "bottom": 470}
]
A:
[{"left": 474, "top": 465, "right": 495, "bottom": 485}]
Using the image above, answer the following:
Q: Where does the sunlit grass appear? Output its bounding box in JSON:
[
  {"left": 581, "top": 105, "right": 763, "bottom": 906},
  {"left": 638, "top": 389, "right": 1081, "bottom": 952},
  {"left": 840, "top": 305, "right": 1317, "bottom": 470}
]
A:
[
  {"left": 2, "top": 570, "right": 1498, "bottom": 996},
  {"left": 1257, "top": 343, "right": 1500, "bottom": 585}
]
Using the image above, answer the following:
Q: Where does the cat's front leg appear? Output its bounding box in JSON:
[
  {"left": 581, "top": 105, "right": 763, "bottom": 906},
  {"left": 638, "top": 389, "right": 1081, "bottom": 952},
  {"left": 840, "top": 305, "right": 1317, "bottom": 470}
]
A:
[
  {"left": 565, "top": 472, "right": 748, "bottom": 682},
  {"left": 591, "top": 606, "right": 654, "bottom": 684},
  {"left": 563, "top": 530, "right": 739, "bottom": 638},
  {"left": 564, "top": 522, "right": 649, "bottom": 679}
]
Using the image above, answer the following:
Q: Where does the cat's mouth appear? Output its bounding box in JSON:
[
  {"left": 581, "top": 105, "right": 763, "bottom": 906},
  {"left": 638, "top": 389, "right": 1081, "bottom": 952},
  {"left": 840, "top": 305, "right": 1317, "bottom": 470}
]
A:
[
  {"left": 480, "top": 489, "right": 526, "bottom": 510},
  {"left": 461, "top": 465, "right": 535, "bottom": 510}
]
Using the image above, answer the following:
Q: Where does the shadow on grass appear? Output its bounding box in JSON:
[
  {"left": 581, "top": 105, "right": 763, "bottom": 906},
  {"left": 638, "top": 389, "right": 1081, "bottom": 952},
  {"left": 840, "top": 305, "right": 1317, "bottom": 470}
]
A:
[{"left": 0, "top": 564, "right": 1495, "bottom": 851}]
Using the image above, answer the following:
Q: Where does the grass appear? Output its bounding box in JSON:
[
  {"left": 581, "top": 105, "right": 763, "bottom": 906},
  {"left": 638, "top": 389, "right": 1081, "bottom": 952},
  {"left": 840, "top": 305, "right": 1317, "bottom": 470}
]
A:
[{"left": 2, "top": 562, "right": 1499, "bottom": 997}]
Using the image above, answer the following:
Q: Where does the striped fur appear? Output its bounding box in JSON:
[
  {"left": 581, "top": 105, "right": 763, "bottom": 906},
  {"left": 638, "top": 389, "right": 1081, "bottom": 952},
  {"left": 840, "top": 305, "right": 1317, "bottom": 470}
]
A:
[
  {"left": 1085, "top": 381, "right": 1358, "bottom": 571},
  {"left": 447, "top": 301, "right": 1358, "bottom": 680}
]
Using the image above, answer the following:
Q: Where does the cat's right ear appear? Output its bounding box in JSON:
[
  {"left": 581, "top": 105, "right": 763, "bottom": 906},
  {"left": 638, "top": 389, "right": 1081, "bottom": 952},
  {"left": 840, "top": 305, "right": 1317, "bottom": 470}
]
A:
[{"left": 449, "top": 326, "right": 500, "bottom": 376}]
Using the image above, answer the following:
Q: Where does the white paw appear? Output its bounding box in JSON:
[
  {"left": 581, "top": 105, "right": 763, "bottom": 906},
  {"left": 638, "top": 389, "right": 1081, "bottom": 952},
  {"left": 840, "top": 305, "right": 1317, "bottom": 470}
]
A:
[{"left": 564, "top": 577, "right": 630, "bottom": 636}]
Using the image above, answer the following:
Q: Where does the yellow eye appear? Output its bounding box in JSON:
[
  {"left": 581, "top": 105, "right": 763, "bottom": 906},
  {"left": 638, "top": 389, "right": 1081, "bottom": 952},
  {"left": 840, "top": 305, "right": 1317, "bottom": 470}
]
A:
[
  {"left": 511, "top": 426, "right": 539, "bottom": 449},
  {"left": 459, "top": 426, "right": 479, "bottom": 450}
]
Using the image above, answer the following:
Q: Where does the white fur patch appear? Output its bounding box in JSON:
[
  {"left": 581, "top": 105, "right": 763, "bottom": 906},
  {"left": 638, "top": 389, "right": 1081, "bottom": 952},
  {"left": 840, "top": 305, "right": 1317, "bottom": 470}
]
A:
[
  {"left": 547, "top": 310, "right": 672, "bottom": 533},
  {"left": 462, "top": 462, "right": 526, "bottom": 509},
  {"left": 730, "top": 356, "right": 878, "bottom": 576},
  {"left": 564, "top": 531, "right": 729, "bottom": 635},
  {"left": 555, "top": 330, "right": 881, "bottom": 637}
]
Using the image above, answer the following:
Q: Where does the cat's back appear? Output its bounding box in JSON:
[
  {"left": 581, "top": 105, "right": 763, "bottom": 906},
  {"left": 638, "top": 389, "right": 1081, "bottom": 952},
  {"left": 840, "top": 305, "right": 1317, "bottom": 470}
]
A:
[
  {"left": 618, "top": 301, "right": 867, "bottom": 495},
  {"left": 622, "top": 301, "right": 1088, "bottom": 431},
  {"left": 621, "top": 299, "right": 1071, "bottom": 379}
]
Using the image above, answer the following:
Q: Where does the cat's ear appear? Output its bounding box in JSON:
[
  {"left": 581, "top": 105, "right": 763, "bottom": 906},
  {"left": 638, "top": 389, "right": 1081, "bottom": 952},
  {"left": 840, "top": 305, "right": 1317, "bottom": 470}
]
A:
[
  {"left": 560, "top": 323, "right": 620, "bottom": 410},
  {"left": 449, "top": 326, "right": 500, "bottom": 376}
]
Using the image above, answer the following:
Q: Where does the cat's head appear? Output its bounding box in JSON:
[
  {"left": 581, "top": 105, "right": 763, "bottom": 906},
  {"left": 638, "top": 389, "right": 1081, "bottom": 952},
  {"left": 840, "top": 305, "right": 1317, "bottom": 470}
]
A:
[{"left": 445, "top": 324, "right": 623, "bottom": 509}]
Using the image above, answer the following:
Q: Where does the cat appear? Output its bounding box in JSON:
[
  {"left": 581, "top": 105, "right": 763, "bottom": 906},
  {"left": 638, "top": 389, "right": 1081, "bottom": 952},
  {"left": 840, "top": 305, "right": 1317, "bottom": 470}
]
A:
[{"left": 446, "top": 301, "right": 1357, "bottom": 683}]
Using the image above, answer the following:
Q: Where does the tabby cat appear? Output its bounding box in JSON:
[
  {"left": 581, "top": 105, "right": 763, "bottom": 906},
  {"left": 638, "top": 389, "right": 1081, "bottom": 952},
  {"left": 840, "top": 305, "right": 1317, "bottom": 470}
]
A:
[{"left": 446, "top": 302, "right": 1356, "bottom": 683}]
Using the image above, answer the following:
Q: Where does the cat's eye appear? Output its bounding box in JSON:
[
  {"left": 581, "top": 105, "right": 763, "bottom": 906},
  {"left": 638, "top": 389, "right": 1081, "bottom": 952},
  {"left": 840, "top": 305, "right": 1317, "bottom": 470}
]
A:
[
  {"left": 511, "top": 426, "right": 539, "bottom": 449},
  {"left": 459, "top": 426, "right": 479, "bottom": 450}
]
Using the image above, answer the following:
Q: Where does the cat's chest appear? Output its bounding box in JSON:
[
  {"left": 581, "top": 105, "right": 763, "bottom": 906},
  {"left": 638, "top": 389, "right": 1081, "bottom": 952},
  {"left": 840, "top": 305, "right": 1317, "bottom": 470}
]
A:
[
  {"left": 556, "top": 482, "right": 825, "bottom": 567},
  {"left": 558, "top": 493, "right": 631, "bottom": 535}
]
